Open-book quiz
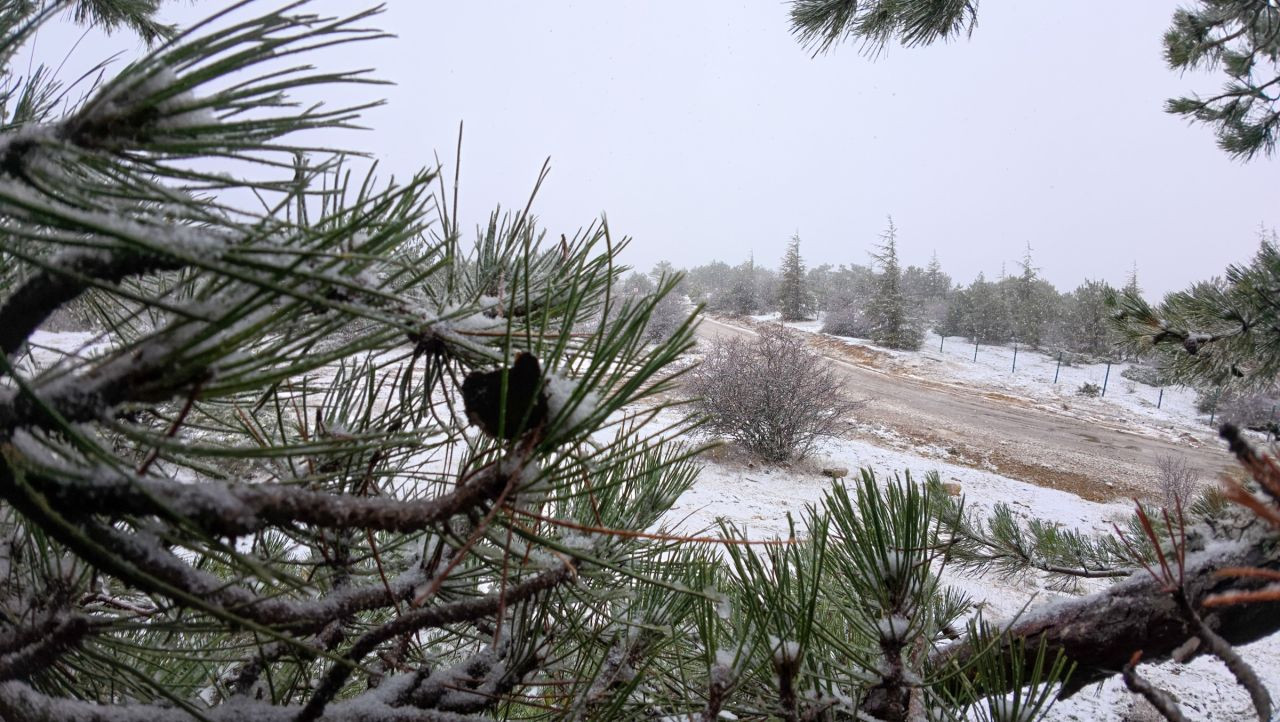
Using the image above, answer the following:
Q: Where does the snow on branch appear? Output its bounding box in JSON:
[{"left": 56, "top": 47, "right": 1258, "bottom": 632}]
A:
[
  {"left": 934, "top": 536, "right": 1280, "bottom": 697},
  {"left": 9, "top": 459, "right": 518, "bottom": 537},
  {"left": 0, "top": 248, "right": 184, "bottom": 358}
]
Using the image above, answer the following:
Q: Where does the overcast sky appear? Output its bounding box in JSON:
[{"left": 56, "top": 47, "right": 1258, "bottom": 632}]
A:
[{"left": 32, "top": 1, "right": 1280, "bottom": 298}]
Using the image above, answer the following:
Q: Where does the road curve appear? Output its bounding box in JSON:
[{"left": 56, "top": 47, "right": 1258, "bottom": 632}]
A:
[{"left": 696, "top": 317, "right": 1231, "bottom": 501}]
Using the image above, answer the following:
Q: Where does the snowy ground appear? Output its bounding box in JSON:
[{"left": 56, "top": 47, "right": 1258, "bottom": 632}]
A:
[
  {"left": 655, "top": 405, "right": 1280, "bottom": 721},
  {"left": 749, "top": 313, "right": 1215, "bottom": 450}
]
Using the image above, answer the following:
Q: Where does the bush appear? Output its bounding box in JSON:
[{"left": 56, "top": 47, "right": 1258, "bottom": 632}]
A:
[
  {"left": 1195, "top": 388, "right": 1280, "bottom": 427},
  {"left": 687, "top": 325, "right": 862, "bottom": 462},
  {"left": 643, "top": 289, "right": 690, "bottom": 343},
  {"left": 1155, "top": 455, "right": 1199, "bottom": 510},
  {"left": 1077, "top": 382, "right": 1101, "bottom": 397},
  {"left": 1120, "top": 363, "right": 1168, "bottom": 387},
  {"left": 1195, "top": 388, "right": 1220, "bottom": 414},
  {"left": 1219, "top": 391, "right": 1280, "bottom": 428},
  {"left": 821, "top": 303, "right": 875, "bottom": 338}
]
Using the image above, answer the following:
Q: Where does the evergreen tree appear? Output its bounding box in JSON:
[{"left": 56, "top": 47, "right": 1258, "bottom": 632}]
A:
[
  {"left": 946, "top": 273, "right": 1012, "bottom": 345},
  {"left": 1007, "top": 244, "right": 1059, "bottom": 348},
  {"left": 777, "top": 233, "right": 812, "bottom": 321},
  {"left": 866, "top": 217, "right": 923, "bottom": 349},
  {"left": 684, "top": 260, "right": 733, "bottom": 306},
  {"left": 820, "top": 262, "right": 878, "bottom": 337},
  {"left": 725, "top": 254, "right": 761, "bottom": 316},
  {"left": 1059, "top": 279, "right": 1120, "bottom": 357},
  {"left": 1124, "top": 262, "right": 1142, "bottom": 298},
  {"left": 924, "top": 250, "right": 951, "bottom": 298},
  {"left": 806, "top": 262, "right": 836, "bottom": 316}
]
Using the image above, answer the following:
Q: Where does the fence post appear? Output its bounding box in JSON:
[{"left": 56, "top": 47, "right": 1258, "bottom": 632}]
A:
[
  {"left": 1101, "top": 362, "right": 1111, "bottom": 397},
  {"left": 1157, "top": 387, "right": 1163, "bottom": 409},
  {"left": 973, "top": 339, "right": 979, "bottom": 363},
  {"left": 1012, "top": 342, "right": 1018, "bottom": 373},
  {"left": 1053, "top": 351, "right": 1062, "bottom": 384},
  {"left": 940, "top": 335, "right": 945, "bottom": 353}
]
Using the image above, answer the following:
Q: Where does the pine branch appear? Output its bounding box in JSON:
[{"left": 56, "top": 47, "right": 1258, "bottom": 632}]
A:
[
  {"left": 929, "top": 478, "right": 1135, "bottom": 585},
  {"left": 5, "top": 459, "right": 519, "bottom": 537},
  {"left": 934, "top": 536, "right": 1280, "bottom": 697},
  {"left": 0, "top": 613, "right": 93, "bottom": 681},
  {"left": 0, "top": 679, "right": 493, "bottom": 722},
  {"left": 298, "top": 563, "right": 575, "bottom": 721},
  {"left": 0, "top": 248, "right": 183, "bottom": 358}
]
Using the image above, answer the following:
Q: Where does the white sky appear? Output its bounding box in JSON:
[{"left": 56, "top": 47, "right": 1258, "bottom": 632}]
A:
[{"left": 25, "top": 1, "right": 1280, "bottom": 298}]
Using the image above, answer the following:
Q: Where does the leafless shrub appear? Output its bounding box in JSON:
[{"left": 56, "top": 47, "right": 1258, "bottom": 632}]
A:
[
  {"left": 1218, "top": 391, "right": 1280, "bottom": 431},
  {"left": 1155, "top": 454, "right": 1198, "bottom": 510},
  {"left": 687, "top": 325, "right": 862, "bottom": 462}
]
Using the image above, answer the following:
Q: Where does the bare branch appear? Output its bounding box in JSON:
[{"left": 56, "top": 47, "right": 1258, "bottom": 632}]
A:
[{"left": 1122, "top": 651, "right": 1189, "bottom": 722}]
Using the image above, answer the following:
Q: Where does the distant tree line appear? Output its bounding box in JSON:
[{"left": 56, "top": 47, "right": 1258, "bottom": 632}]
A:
[{"left": 675, "top": 219, "right": 1149, "bottom": 357}]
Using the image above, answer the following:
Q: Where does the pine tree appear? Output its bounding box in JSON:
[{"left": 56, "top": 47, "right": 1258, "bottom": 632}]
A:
[
  {"left": 806, "top": 262, "right": 835, "bottom": 316},
  {"left": 1059, "top": 279, "right": 1119, "bottom": 357},
  {"left": 725, "top": 254, "right": 760, "bottom": 316},
  {"left": 867, "top": 217, "right": 923, "bottom": 349},
  {"left": 924, "top": 250, "right": 950, "bottom": 298},
  {"left": 1124, "top": 261, "right": 1141, "bottom": 298},
  {"left": 1008, "top": 243, "right": 1057, "bottom": 348},
  {"left": 777, "top": 233, "right": 812, "bottom": 321}
]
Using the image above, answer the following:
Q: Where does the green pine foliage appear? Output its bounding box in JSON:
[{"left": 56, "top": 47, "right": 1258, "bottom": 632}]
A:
[
  {"left": 867, "top": 217, "right": 924, "bottom": 350},
  {"left": 789, "top": 0, "right": 978, "bottom": 56},
  {"left": 0, "top": 4, "right": 711, "bottom": 719},
  {"left": 777, "top": 234, "right": 812, "bottom": 321},
  {"left": 708, "top": 471, "right": 1071, "bottom": 721},
  {"left": 1112, "top": 232, "right": 1280, "bottom": 389}
]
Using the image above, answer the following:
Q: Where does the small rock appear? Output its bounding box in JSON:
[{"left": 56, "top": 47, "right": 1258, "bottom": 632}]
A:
[
  {"left": 942, "top": 482, "right": 962, "bottom": 497},
  {"left": 820, "top": 467, "right": 848, "bottom": 480},
  {"left": 946, "top": 446, "right": 960, "bottom": 456}
]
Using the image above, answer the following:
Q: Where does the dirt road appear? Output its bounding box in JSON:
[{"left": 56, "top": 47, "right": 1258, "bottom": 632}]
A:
[{"left": 697, "top": 317, "right": 1232, "bottom": 501}]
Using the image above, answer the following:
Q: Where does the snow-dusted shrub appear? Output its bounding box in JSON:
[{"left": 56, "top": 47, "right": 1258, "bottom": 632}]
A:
[
  {"left": 687, "top": 325, "right": 862, "bottom": 462},
  {"left": 1120, "top": 363, "right": 1166, "bottom": 387},
  {"left": 1195, "top": 388, "right": 1220, "bottom": 415},
  {"left": 1154, "top": 455, "right": 1198, "bottom": 510},
  {"left": 1077, "top": 382, "right": 1101, "bottom": 397},
  {"left": 643, "top": 289, "right": 689, "bottom": 343},
  {"left": 1219, "top": 391, "right": 1280, "bottom": 429},
  {"left": 821, "top": 302, "right": 875, "bottom": 338},
  {"left": 1196, "top": 388, "right": 1280, "bottom": 428}
]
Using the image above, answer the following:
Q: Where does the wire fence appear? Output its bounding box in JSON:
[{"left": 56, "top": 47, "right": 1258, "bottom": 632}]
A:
[{"left": 930, "top": 333, "right": 1170, "bottom": 408}]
